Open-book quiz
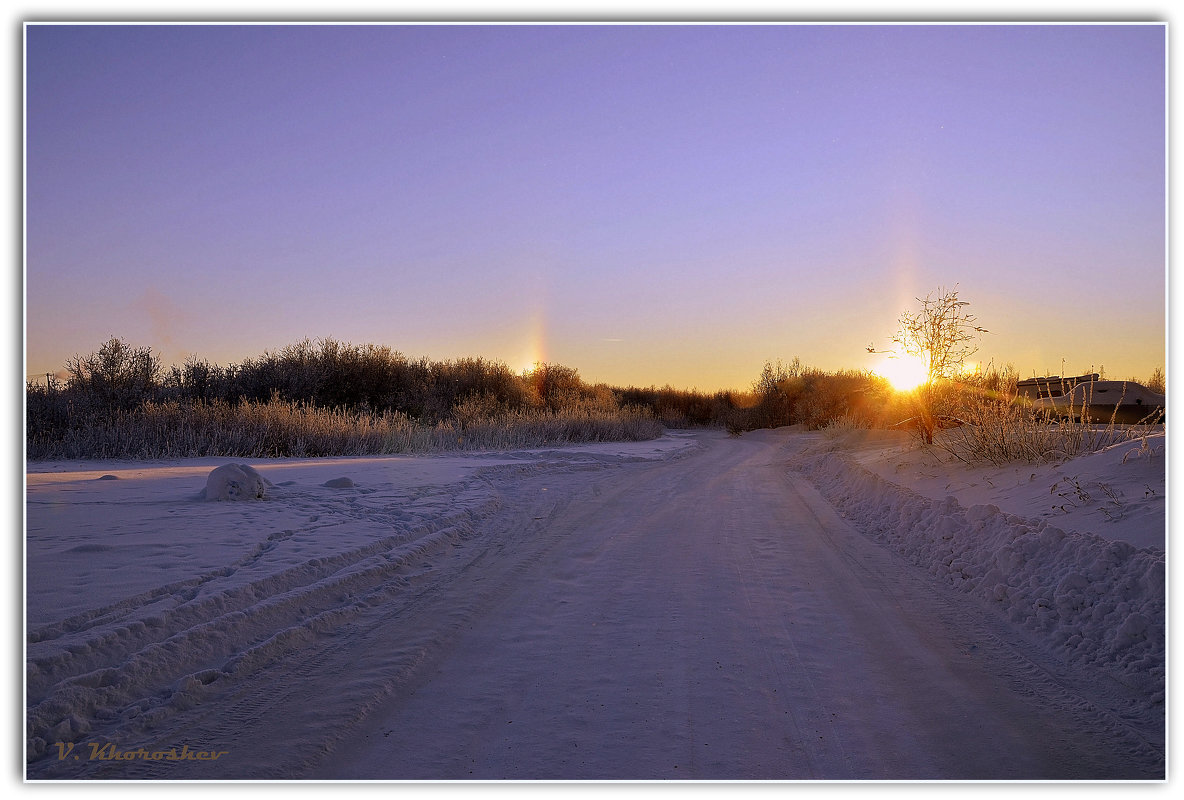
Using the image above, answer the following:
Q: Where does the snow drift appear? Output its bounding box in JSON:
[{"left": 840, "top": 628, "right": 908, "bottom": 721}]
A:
[
  {"left": 203, "top": 463, "right": 268, "bottom": 501},
  {"left": 798, "top": 450, "right": 1164, "bottom": 696}
]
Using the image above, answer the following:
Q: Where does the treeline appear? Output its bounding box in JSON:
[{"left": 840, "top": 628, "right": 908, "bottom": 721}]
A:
[
  {"left": 40, "top": 337, "right": 576, "bottom": 421},
  {"left": 26, "top": 337, "right": 901, "bottom": 459}
]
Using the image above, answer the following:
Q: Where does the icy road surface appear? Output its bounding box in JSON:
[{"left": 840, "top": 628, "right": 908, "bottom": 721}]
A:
[{"left": 26, "top": 430, "right": 1163, "bottom": 779}]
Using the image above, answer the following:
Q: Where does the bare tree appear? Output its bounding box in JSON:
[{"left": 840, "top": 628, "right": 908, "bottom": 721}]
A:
[
  {"left": 890, "top": 287, "right": 985, "bottom": 383},
  {"left": 873, "top": 287, "right": 988, "bottom": 444},
  {"left": 65, "top": 337, "right": 162, "bottom": 410}
]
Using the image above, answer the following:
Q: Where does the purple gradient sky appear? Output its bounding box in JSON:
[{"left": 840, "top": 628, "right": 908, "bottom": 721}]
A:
[{"left": 25, "top": 23, "right": 1165, "bottom": 390}]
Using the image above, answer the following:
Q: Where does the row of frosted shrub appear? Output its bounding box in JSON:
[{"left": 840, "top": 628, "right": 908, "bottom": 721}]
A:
[
  {"left": 27, "top": 338, "right": 913, "bottom": 458},
  {"left": 44, "top": 337, "right": 584, "bottom": 421}
]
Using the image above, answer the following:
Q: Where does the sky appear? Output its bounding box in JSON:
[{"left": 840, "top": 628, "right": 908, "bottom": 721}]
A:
[{"left": 24, "top": 22, "right": 1166, "bottom": 391}]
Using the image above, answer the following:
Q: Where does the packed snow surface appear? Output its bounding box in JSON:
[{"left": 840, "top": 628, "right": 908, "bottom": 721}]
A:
[{"left": 25, "top": 428, "right": 1164, "bottom": 780}]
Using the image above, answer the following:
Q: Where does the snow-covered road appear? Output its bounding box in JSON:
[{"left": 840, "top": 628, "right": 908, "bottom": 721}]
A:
[{"left": 25, "top": 430, "right": 1164, "bottom": 780}]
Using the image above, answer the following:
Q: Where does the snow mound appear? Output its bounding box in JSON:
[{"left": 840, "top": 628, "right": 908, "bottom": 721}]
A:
[
  {"left": 800, "top": 451, "right": 1164, "bottom": 696},
  {"left": 204, "top": 464, "right": 268, "bottom": 501},
  {"left": 323, "top": 477, "right": 355, "bottom": 489}
]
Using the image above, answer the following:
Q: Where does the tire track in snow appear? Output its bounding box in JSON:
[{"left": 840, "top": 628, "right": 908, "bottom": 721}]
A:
[
  {"left": 65, "top": 466, "right": 605, "bottom": 778},
  {"left": 709, "top": 462, "right": 849, "bottom": 778},
  {"left": 26, "top": 481, "right": 504, "bottom": 771},
  {"left": 302, "top": 431, "right": 1164, "bottom": 779},
  {"left": 26, "top": 453, "right": 640, "bottom": 778}
]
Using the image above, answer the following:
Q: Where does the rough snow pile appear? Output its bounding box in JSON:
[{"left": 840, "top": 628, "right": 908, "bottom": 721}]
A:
[
  {"left": 203, "top": 463, "right": 268, "bottom": 501},
  {"left": 845, "top": 431, "right": 1166, "bottom": 551},
  {"left": 800, "top": 451, "right": 1164, "bottom": 696}
]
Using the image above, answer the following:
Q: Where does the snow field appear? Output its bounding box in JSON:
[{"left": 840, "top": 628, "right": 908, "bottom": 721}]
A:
[
  {"left": 26, "top": 435, "right": 701, "bottom": 773},
  {"left": 26, "top": 430, "right": 1163, "bottom": 777}
]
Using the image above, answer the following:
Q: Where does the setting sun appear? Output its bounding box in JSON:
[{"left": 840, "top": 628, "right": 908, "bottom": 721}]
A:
[{"left": 874, "top": 354, "right": 929, "bottom": 392}]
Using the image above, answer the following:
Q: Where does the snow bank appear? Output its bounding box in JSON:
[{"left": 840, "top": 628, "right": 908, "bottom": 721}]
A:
[
  {"left": 843, "top": 431, "right": 1166, "bottom": 550},
  {"left": 799, "top": 451, "right": 1164, "bottom": 696}
]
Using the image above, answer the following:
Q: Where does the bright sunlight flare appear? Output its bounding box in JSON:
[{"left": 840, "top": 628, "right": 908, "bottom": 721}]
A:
[{"left": 875, "top": 354, "right": 929, "bottom": 392}]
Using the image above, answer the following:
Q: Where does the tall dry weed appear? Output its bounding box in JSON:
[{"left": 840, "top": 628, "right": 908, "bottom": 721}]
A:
[
  {"left": 26, "top": 397, "right": 662, "bottom": 460},
  {"left": 930, "top": 370, "right": 1164, "bottom": 465}
]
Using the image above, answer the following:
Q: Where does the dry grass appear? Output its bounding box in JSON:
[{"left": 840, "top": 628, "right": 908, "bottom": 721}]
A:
[
  {"left": 928, "top": 373, "right": 1164, "bottom": 466},
  {"left": 26, "top": 397, "right": 663, "bottom": 461}
]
